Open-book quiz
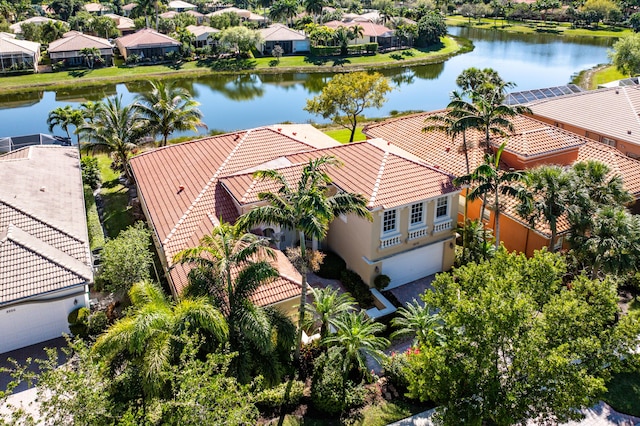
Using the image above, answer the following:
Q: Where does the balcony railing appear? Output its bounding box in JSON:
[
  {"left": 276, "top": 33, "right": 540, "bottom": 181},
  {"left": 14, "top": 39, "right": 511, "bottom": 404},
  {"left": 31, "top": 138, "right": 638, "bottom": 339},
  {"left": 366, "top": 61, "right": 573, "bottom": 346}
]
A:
[
  {"left": 433, "top": 219, "right": 453, "bottom": 234},
  {"left": 408, "top": 227, "right": 428, "bottom": 241},
  {"left": 380, "top": 234, "right": 401, "bottom": 249}
]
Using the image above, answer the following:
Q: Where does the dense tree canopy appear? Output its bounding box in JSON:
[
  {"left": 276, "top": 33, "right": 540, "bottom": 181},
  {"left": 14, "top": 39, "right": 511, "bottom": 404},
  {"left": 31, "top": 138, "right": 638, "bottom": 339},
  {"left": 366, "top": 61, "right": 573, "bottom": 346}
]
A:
[
  {"left": 415, "top": 11, "right": 447, "bottom": 47},
  {"left": 406, "top": 249, "right": 640, "bottom": 425},
  {"left": 610, "top": 33, "right": 640, "bottom": 76}
]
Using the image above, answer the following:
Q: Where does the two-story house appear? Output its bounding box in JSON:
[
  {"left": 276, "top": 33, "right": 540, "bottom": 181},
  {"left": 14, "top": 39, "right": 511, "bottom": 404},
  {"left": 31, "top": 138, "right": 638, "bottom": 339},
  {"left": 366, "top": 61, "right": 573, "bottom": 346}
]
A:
[{"left": 129, "top": 126, "right": 459, "bottom": 313}]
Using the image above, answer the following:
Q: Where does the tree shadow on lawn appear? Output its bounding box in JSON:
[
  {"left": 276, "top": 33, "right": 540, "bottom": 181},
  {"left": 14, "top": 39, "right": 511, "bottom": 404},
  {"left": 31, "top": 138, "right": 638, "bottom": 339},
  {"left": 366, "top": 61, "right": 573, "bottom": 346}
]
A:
[
  {"left": 68, "top": 69, "right": 91, "bottom": 78},
  {"left": 332, "top": 58, "right": 351, "bottom": 67},
  {"left": 195, "top": 57, "right": 257, "bottom": 71},
  {"left": 303, "top": 56, "right": 330, "bottom": 66}
]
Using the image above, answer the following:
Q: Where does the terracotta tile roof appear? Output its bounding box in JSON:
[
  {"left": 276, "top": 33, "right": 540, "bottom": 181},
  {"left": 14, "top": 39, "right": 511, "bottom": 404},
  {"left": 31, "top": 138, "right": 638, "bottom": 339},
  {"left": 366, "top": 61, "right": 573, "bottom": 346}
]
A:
[
  {"left": 130, "top": 127, "right": 319, "bottom": 297},
  {"left": 9, "top": 17, "right": 56, "bottom": 34},
  {"left": 84, "top": 3, "right": 109, "bottom": 12},
  {"left": 187, "top": 25, "right": 219, "bottom": 38},
  {"left": 169, "top": 0, "right": 197, "bottom": 9},
  {"left": 49, "top": 32, "right": 112, "bottom": 53},
  {"left": 0, "top": 146, "right": 92, "bottom": 305},
  {"left": 207, "top": 7, "right": 251, "bottom": 18},
  {"left": 251, "top": 250, "right": 302, "bottom": 306},
  {"left": 577, "top": 140, "right": 640, "bottom": 197},
  {"left": 122, "top": 2, "right": 137, "bottom": 11},
  {"left": 259, "top": 24, "right": 308, "bottom": 42},
  {"left": 0, "top": 35, "right": 39, "bottom": 55},
  {"left": 104, "top": 14, "right": 135, "bottom": 30},
  {"left": 115, "top": 28, "right": 180, "bottom": 48},
  {"left": 220, "top": 141, "right": 457, "bottom": 210},
  {"left": 324, "top": 20, "right": 394, "bottom": 37},
  {"left": 527, "top": 86, "right": 640, "bottom": 148}
]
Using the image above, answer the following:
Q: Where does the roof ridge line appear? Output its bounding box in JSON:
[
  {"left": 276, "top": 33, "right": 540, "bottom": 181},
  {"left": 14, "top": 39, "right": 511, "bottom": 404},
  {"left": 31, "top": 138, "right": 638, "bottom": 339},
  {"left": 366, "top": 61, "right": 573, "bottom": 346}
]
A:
[
  {"left": 368, "top": 150, "right": 389, "bottom": 207},
  {"left": 240, "top": 176, "right": 260, "bottom": 203},
  {"left": 622, "top": 87, "right": 640, "bottom": 130},
  {"left": 0, "top": 199, "right": 85, "bottom": 244},
  {"left": 163, "top": 130, "right": 253, "bottom": 245}
]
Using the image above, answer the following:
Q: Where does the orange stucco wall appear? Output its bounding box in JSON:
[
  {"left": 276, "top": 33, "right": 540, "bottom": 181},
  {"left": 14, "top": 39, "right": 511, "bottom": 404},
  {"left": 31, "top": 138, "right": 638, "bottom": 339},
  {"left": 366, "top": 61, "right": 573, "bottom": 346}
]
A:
[{"left": 500, "top": 149, "right": 579, "bottom": 170}]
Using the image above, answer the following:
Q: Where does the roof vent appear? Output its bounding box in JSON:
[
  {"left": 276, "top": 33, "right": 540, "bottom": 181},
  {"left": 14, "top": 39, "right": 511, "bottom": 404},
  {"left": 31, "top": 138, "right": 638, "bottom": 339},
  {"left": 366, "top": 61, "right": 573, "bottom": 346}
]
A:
[
  {"left": 177, "top": 185, "right": 185, "bottom": 193},
  {"left": 628, "top": 130, "right": 632, "bottom": 135},
  {"left": 39, "top": 186, "right": 46, "bottom": 192},
  {"left": 277, "top": 128, "right": 282, "bottom": 132},
  {"left": 445, "top": 147, "right": 451, "bottom": 153},
  {"left": 616, "top": 90, "right": 619, "bottom": 94},
  {"left": 292, "top": 132, "right": 297, "bottom": 136},
  {"left": 234, "top": 134, "right": 240, "bottom": 141}
]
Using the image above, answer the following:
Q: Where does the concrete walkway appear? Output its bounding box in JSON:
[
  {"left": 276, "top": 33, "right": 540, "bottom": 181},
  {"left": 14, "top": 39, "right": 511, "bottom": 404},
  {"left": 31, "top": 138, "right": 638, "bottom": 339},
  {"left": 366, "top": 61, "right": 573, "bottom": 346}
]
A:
[{"left": 389, "top": 402, "right": 640, "bottom": 426}]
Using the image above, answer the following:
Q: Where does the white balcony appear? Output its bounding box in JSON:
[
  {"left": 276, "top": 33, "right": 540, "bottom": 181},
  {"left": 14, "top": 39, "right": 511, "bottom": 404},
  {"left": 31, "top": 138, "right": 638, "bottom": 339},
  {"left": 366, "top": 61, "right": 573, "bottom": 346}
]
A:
[
  {"left": 380, "top": 234, "right": 401, "bottom": 249},
  {"left": 433, "top": 219, "right": 452, "bottom": 234},
  {"left": 408, "top": 227, "right": 428, "bottom": 241}
]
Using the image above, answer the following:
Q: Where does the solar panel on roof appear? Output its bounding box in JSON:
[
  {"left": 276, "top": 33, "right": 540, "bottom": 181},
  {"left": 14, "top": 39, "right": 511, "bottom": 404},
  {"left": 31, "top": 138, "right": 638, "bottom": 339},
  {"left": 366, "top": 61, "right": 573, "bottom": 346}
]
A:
[
  {"left": 541, "top": 88, "right": 554, "bottom": 97},
  {"left": 569, "top": 84, "right": 583, "bottom": 93},
  {"left": 551, "top": 87, "right": 564, "bottom": 96},
  {"left": 524, "top": 92, "right": 538, "bottom": 101},
  {"left": 506, "top": 84, "right": 585, "bottom": 105}
]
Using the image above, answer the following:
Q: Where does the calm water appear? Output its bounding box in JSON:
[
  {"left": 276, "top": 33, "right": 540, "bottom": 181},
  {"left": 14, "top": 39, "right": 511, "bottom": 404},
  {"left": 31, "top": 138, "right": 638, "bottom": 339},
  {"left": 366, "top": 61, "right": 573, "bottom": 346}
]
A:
[{"left": 0, "top": 27, "right": 614, "bottom": 138}]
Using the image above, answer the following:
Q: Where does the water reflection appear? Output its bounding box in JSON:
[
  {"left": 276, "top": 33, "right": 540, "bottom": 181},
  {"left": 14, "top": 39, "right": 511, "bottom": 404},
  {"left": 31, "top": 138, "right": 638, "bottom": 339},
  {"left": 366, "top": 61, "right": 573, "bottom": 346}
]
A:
[
  {"left": 54, "top": 85, "right": 117, "bottom": 102},
  {"left": 0, "top": 91, "right": 43, "bottom": 109}
]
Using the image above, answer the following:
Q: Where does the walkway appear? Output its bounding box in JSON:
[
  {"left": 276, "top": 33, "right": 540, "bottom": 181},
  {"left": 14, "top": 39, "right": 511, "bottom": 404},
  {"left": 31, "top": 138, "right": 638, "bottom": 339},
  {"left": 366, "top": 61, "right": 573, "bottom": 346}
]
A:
[{"left": 389, "top": 402, "right": 640, "bottom": 425}]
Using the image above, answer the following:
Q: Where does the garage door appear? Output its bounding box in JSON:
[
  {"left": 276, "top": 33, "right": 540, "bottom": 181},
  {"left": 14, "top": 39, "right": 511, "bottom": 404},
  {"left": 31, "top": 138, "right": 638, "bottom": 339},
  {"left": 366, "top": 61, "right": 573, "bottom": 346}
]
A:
[
  {"left": 0, "top": 297, "right": 76, "bottom": 354},
  {"left": 381, "top": 243, "right": 444, "bottom": 289}
]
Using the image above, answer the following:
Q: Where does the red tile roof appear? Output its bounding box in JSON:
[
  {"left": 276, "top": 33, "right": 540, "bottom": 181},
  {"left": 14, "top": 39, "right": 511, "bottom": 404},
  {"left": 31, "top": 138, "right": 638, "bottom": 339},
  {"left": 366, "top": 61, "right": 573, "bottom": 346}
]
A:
[
  {"left": 324, "top": 20, "right": 393, "bottom": 37},
  {"left": 115, "top": 28, "right": 180, "bottom": 48}
]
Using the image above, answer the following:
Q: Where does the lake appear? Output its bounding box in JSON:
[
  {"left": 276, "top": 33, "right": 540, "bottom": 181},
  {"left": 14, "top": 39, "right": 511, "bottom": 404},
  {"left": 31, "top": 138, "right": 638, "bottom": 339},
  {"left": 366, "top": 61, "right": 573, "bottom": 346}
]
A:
[{"left": 0, "top": 27, "right": 615, "bottom": 138}]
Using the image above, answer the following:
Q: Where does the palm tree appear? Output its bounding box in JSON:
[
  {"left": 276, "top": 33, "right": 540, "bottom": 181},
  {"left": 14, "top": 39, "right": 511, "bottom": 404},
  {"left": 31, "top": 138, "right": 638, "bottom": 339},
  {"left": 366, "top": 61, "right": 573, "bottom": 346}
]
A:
[
  {"left": 47, "top": 105, "right": 84, "bottom": 144},
  {"left": 305, "top": 0, "right": 324, "bottom": 24},
  {"left": 79, "top": 47, "right": 101, "bottom": 69},
  {"left": 350, "top": 24, "right": 364, "bottom": 42},
  {"left": 135, "top": 81, "right": 206, "bottom": 147},
  {"left": 305, "top": 286, "right": 355, "bottom": 339},
  {"left": 236, "top": 156, "right": 372, "bottom": 361},
  {"left": 40, "top": 20, "right": 68, "bottom": 43},
  {"left": 173, "top": 222, "right": 296, "bottom": 383},
  {"left": 334, "top": 26, "right": 352, "bottom": 55},
  {"left": 323, "top": 311, "right": 389, "bottom": 379},
  {"left": 455, "top": 142, "right": 524, "bottom": 249},
  {"left": 78, "top": 95, "right": 149, "bottom": 182},
  {"left": 390, "top": 299, "right": 443, "bottom": 346},
  {"left": 93, "top": 281, "right": 228, "bottom": 398},
  {"left": 517, "top": 165, "right": 571, "bottom": 252}
]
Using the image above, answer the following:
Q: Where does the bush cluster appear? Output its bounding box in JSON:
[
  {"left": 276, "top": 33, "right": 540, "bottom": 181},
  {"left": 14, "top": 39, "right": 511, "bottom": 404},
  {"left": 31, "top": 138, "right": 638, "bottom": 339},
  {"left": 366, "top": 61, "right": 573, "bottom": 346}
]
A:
[
  {"left": 311, "top": 349, "right": 368, "bottom": 415},
  {"left": 81, "top": 156, "right": 102, "bottom": 190},
  {"left": 310, "top": 43, "right": 378, "bottom": 57},
  {"left": 381, "top": 352, "right": 412, "bottom": 395},
  {"left": 255, "top": 380, "right": 305, "bottom": 409},
  {"left": 316, "top": 251, "right": 346, "bottom": 279},
  {"left": 374, "top": 274, "right": 391, "bottom": 290},
  {"left": 340, "top": 269, "right": 374, "bottom": 308}
]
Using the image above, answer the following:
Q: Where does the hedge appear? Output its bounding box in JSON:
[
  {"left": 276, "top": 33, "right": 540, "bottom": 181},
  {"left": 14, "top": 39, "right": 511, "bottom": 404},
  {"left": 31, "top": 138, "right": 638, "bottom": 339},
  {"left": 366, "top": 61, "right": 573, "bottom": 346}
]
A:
[
  {"left": 340, "top": 269, "right": 374, "bottom": 308},
  {"left": 84, "top": 185, "right": 105, "bottom": 251}
]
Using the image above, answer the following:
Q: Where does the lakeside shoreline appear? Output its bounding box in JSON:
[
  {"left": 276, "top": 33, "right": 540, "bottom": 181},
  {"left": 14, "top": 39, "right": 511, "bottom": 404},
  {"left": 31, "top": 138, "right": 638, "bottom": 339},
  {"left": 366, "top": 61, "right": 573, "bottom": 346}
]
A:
[{"left": 0, "top": 36, "right": 472, "bottom": 95}]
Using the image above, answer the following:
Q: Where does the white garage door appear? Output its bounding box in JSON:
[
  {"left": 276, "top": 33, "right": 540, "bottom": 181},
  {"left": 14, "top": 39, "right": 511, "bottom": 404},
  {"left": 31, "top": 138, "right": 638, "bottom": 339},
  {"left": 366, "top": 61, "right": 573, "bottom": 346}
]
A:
[
  {"left": 0, "top": 297, "right": 76, "bottom": 354},
  {"left": 382, "top": 243, "right": 444, "bottom": 289}
]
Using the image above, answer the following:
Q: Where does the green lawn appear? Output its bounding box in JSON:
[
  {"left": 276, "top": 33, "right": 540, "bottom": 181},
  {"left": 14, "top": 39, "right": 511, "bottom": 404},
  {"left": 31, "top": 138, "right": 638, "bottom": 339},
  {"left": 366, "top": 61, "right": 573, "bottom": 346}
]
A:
[
  {"left": 591, "top": 65, "right": 627, "bottom": 89},
  {"left": 324, "top": 127, "right": 367, "bottom": 144},
  {"left": 603, "top": 371, "right": 640, "bottom": 416},
  {"left": 446, "top": 15, "right": 631, "bottom": 38},
  {"left": 0, "top": 38, "right": 462, "bottom": 94},
  {"left": 94, "top": 154, "right": 133, "bottom": 238}
]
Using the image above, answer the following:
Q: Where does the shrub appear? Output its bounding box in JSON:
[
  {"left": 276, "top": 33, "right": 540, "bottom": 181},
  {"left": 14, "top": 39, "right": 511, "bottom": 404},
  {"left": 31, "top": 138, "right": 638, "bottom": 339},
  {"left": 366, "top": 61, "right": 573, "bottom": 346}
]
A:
[
  {"left": 364, "top": 42, "right": 378, "bottom": 53},
  {"left": 310, "top": 45, "right": 341, "bottom": 56},
  {"left": 382, "top": 352, "right": 412, "bottom": 395},
  {"left": 317, "top": 251, "right": 346, "bottom": 279},
  {"left": 99, "top": 222, "right": 153, "bottom": 293},
  {"left": 311, "top": 348, "right": 367, "bottom": 415},
  {"left": 87, "top": 311, "right": 109, "bottom": 336},
  {"left": 68, "top": 307, "right": 90, "bottom": 337},
  {"left": 255, "top": 380, "right": 305, "bottom": 409},
  {"left": 374, "top": 274, "right": 391, "bottom": 290},
  {"left": 84, "top": 185, "right": 105, "bottom": 251},
  {"left": 340, "top": 269, "right": 374, "bottom": 308}
]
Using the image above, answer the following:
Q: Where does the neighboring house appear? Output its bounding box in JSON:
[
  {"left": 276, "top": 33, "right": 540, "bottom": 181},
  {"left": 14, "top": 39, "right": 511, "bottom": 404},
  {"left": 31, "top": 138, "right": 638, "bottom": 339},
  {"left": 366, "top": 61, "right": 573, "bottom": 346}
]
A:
[
  {"left": 84, "top": 2, "right": 110, "bottom": 14},
  {"left": 0, "top": 146, "right": 92, "bottom": 354},
  {"left": 114, "top": 28, "right": 180, "bottom": 60},
  {"left": 0, "top": 33, "right": 40, "bottom": 73},
  {"left": 168, "top": 0, "right": 197, "bottom": 11},
  {"left": 186, "top": 25, "right": 219, "bottom": 48},
  {"left": 122, "top": 2, "right": 137, "bottom": 16},
  {"left": 364, "top": 112, "right": 640, "bottom": 256},
  {"left": 0, "top": 134, "right": 71, "bottom": 153},
  {"left": 323, "top": 20, "right": 396, "bottom": 49},
  {"left": 104, "top": 13, "right": 136, "bottom": 36},
  {"left": 129, "top": 125, "right": 458, "bottom": 310},
  {"left": 9, "top": 16, "right": 57, "bottom": 35},
  {"left": 258, "top": 24, "right": 309, "bottom": 55},
  {"left": 206, "top": 7, "right": 265, "bottom": 23},
  {"left": 526, "top": 85, "right": 640, "bottom": 160},
  {"left": 160, "top": 10, "right": 205, "bottom": 24},
  {"left": 48, "top": 31, "right": 114, "bottom": 67}
]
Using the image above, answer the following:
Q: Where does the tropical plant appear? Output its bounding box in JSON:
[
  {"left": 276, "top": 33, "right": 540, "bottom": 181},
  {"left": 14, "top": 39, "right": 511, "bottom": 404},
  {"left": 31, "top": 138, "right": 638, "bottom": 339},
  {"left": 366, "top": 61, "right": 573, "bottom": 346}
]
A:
[
  {"left": 456, "top": 219, "right": 496, "bottom": 264},
  {"left": 173, "top": 222, "right": 296, "bottom": 383},
  {"left": 455, "top": 142, "right": 524, "bottom": 248},
  {"left": 134, "top": 81, "right": 206, "bottom": 147},
  {"left": 93, "top": 281, "right": 228, "bottom": 397},
  {"left": 269, "top": 0, "right": 299, "bottom": 25},
  {"left": 610, "top": 33, "right": 640, "bottom": 76},
  {"left": 78, "top": 95, "right": 149, "bottom": 181},
  {"left": 323, "top": 311, "right": 389, "bottom": 380},
  {"left": 47, "top": 105, "right": 84, "bottom": 143},
  {"left": 79, "top": 47, "right": 101, "bottom": 69},
  {"left": 40, "top": 20, "right": 69, "bottom": 43},
  {"left": 333, "top": 26, "right": 353, "bottom": 55},
  {"left": 305, "top": 0, "right": 325, "bottom": 23},
  {"left": 305, "top": 286, "right": 355, "bottom": 339},
  {"left": 218, "top": 25, "right": 263, "bottom": 55},
  {"left": 236, "top": 156, "right": 372, "bottom": 361},
  {"left": 391, "top": 299, "right": 443, "bottom": 346}
]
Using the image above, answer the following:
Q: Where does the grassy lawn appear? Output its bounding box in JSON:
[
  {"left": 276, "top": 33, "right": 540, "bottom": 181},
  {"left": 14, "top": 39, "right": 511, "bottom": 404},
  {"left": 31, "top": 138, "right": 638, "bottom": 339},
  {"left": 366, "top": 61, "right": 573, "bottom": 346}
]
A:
[
  {"left": 94, "top": 154, "right": 133, "bottom": 238},
  {"left": 324, "top": 127, "right": 366, "bottom": 144},
  {"left": 603, "top": 371, "right": 640, "bottom": 416},
  {"left": 446, "top": 15, "right": 631, "bottom": 38},
  {"left": 590, "top": 65, "right": 627, "bottom": 88},
  {"left": 271, "top": 399, "right": 429, "bottom": 425},
  {"left": 0, "top": 38, "right": 462, "bottom": 94}
]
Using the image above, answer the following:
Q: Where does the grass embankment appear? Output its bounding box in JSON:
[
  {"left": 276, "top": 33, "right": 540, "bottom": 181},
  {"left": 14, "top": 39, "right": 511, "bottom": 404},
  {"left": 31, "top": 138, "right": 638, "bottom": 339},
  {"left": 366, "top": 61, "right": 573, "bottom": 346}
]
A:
[
  {"left": 446, "top": 15, "right": 631, "bottom": 38},
  {"left": 323, "top": 127, "right": 367, "bottom": 143},
  {"left": 572, "top": 64, "right": 627, "bottom": 90},
  {"left": 94, "top": 154, "right": 133, "bottom": 238},
  {"left": 84, "top": 184, "right": 106, "bottom": 251},
  {"left": 603, "top": 370, "right": 640, "bottom": 416},
  {"left": 0, "top": 37, "right": 465, "bottom": 95}
]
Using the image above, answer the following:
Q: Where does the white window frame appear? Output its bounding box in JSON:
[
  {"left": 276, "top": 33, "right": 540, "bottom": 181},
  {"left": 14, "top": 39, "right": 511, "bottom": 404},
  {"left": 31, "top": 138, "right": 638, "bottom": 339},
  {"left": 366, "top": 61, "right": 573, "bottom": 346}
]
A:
[
  {"left": 409, "top": 202, "right": 425, "bottom": 228},
  {"left": 382, "top": 209, "right": 398, "bottom": 235},
  {"left": 435, "top": 196, "right": 449, "bottom": 222}
]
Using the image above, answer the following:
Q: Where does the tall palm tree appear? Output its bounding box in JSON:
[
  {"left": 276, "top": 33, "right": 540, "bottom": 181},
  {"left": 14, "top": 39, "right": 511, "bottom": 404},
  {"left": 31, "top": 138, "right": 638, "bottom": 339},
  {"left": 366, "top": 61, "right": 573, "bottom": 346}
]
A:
[
  {"left": 390, "top": 299, "right": 443, "bottom": 346},
  {"left": 517, "top": 165, "right": 571, "bottom": 252},
  {"left": 350, "top": 24, "right": 364, "bottom": 42},
  {"left": 134, "top": 81, "right": 206, "bottom": 147},
  {"left": 79, "top": 47, "right": 101, "bottom": 69},
  {"left": 236, "top": 156, "right": 372, "bottom": 361},
  {"left": 78, "top": 95, "right": 149, "bottom": 182},
  {"left": 455, "top": 143, "right": 524, "bottom": 249},
  {"left": 323, "top": 311, "right": 389, "bottom": 379},
  {"left": 93, "top": 281, "right": 228, "bottom": 398},
  {"left": 305, "top": 286, "right": 355, "bottom": 339},
  {"left": 305, "top": 0, "right": 325, "bottom": 24},
  {"left": 173, "top": 222, "right": 295, "bottom": 383},
  {"left": 46, "top": 105, "right": 84, "bottom": 144},
  {"left": 334, "top": 26, "right": 352, "bottom": 55}
]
